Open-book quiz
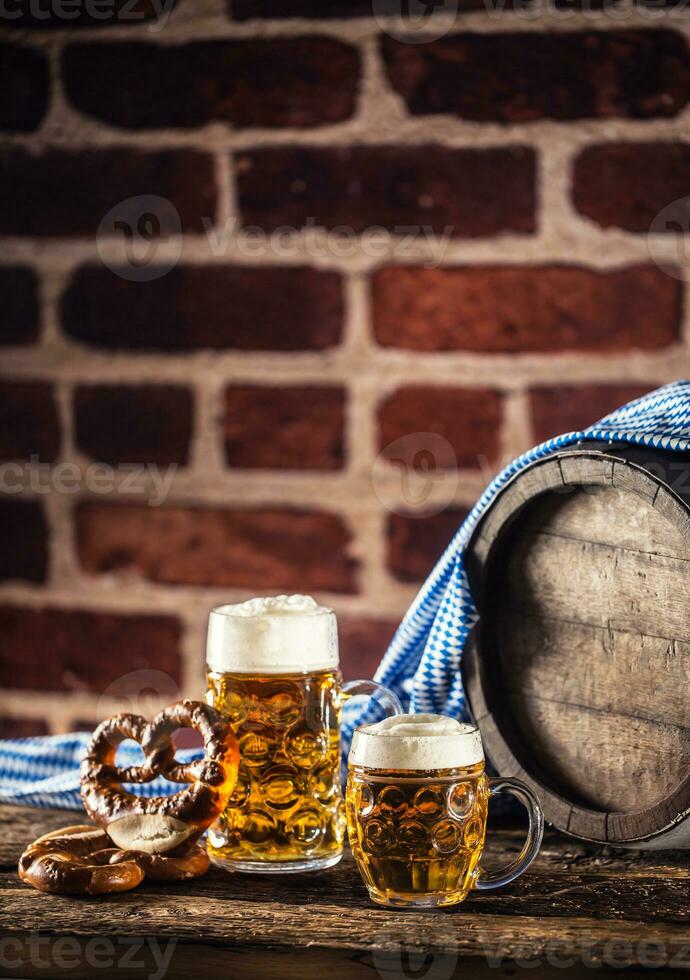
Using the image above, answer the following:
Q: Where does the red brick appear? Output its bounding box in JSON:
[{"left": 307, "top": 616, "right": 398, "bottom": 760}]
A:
[
  {"left": 382, "top": 30, "right": 690, "bottom": 123},
  {"left": 372, "top": 265, "right": 681, "bottom": 353},
  {"left": 0, "top": 381, "right": 60, "bottom": 462},
  {"left": 0, "top": 606, "right": 182, "bottom": 693},
  {"left": 73, "top": 719, "right": 199, "bottom": 746},
  {"left": 72, "top": 719, "right": 100, "bottom": 733},
  {"left": 61, "top": 265, "right": 343, "bottom": 352},
  {"left": 387, "top": 508, "right": 470, "bottom": 584},
  {"left": 378, "top": 387, "right": 502, "bottom": 470},
  {"left": 0, "top": 267, "right": 39, "bottom": 346},
  {"left": 0, "top": 716, "right": 48, "bottom": 738},
  {"left": 236, "top": 146, "right": 535, "bottom": 237},
  {"left": 573, "top": 143, "right": 690, "bottom": 232},
  {"left": 224, "top": 386, "right": 345, "bottom": 470},
  {"left": 0, "top": 42, "right": 48, "bottom": 132},
  {"left": 76, "top": 503, "right": 358, "bottom": 593},
  {"left": 529, "top": 384, "right": 652, "bottom": 443},
  {"left": 0, "top": 499, "right": 47, "bottom": 583},
  {"left": 63, "top": 39, "right": 359, "bottom": 129},
  {"left": 337, "top": 616, "right": 398, "bottom": 681},
  {"left": 0, "top": 148, "right": 215, "bottom": 236},
  {"left": 5, "top": 0, "right": 173, "bottom": 26},
  {"left": 74, "top": 385, "right": 193, "bottom": 466}
]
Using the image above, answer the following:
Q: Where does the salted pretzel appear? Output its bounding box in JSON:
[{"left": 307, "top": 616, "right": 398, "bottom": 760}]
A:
[
  {"left": 19, "top": 825, "right": 211, "bottom": 896},
  {"left": 80, "top": 700, "right": 238, "bottom": 854},
  {"left": 111, "top": 841, "right": 210, "bottom": 881},
  {"left": 18, "top": 825, "right": 143, "bottom": 896}
]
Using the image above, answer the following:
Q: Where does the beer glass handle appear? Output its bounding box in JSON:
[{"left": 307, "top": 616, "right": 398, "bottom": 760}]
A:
[
  {"left": 475, "top": 777, "right": 544, "bottom": 891},
  {"left": 341, "top": 680, "right": 404, "bottom": 718}
]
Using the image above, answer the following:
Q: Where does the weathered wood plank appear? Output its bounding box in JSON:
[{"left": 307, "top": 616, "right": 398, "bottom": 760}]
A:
[
  {"left": 0, "top": 889, "right": 690, "bottom": 958},
  {"left": 2, "top": 861, "right": 689, "bottom": 924},
  {"left": 1, "top": 873, "right": 689, "bottom": 945},
  {"left": 2, "top": 805, "right": 689, "bottom": 977},
  {"left": 1, "top": 930, "right": 690, "bottom": 980},
  {"left": 506, "top": 529, "right": 690, "bottom": 644},
  {"left": 524, "top": 483, "right": 690, "bottom": 560},
  {"left": 467, "top": 450, "right": 690, "bottom": 845},
  {"left": 497, "top": 614, "right": 689, "bottom": 812},
  {"left": 2, "top": 809, "right": 689, "bottom": 933},
  {"left": 3, "top": 805, "right": 688, "bottom": 879}
]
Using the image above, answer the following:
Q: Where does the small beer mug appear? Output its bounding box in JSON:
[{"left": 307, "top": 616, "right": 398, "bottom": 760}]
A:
[
  {"left": 206, "top": 595, "right": 402, "bottom": 873},
  {"left": 347, "top": 714, "right": 543, "bottom": 908}
]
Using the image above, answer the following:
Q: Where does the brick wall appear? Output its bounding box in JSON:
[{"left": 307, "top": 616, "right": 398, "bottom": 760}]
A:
[{"left": 1, "top": 0, "right": 689, "bottom": 736}]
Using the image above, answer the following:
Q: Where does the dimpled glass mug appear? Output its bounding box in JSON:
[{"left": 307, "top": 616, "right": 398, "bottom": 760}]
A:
[
  {"left": 346, "top": 714, "right": 544, "bottom": 908},
  {"left": 206, "top": 595, "right": 403, "bottom": 873}
]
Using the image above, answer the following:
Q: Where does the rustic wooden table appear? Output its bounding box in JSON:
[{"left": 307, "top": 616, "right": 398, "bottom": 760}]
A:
[{"left": 1, "top": 803, "right": 688, "bottom": 979}]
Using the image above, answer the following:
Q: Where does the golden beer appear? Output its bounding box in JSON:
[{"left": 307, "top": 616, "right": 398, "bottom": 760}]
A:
[
  {"left": 207, "top": 667, "right": 345, "bottom": 871},
  {"left": 347, "top": 714, "right": 544, "bottom": 907},
  {"left": 346, "top": 762, "right": 489, "bottom": 907},
  {"left": 205, "top": 595, "right": 402, "bottom": 873}
]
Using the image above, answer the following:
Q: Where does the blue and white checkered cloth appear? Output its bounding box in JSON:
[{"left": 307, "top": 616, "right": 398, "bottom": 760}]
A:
[
  {"left": 343, "top": 379, "right": 690, "bottom": 737},
  {"left": 3, "top": 380, "right": 690, "bottom": 811},
  {"left": 0, "top": 734, "right": 202, "bottom": 810}
]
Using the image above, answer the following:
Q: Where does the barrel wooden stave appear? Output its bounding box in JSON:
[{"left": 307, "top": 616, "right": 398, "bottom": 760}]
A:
[{"left": 464, "top": 447, "right": 690, "bottom": 848}]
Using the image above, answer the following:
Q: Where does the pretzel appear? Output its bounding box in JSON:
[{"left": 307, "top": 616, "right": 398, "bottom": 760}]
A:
[
  {"left": 80, "top": 700, "right": 238, "bottom": 854},
  {"left": 19, "top": 825, "right": 211, "bottom": 896},
  {"left": 18, "top": 825, "right": 144, "bottom": 896},
  {"left": 111, "top": 841, "right": 210, "bottom": 881}
]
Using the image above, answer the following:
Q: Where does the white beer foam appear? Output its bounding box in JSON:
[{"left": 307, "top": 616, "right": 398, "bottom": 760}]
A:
[
  {"left": 349, "top": 713, "right": 484, "bottom": 770},
  {"left": 206, "top": 594, "right": 339, "bottom": 674}
]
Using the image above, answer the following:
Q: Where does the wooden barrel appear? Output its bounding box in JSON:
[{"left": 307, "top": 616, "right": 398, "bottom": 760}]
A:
[{"left": 463, "top": 443, "right": 690, "bottom": 849}]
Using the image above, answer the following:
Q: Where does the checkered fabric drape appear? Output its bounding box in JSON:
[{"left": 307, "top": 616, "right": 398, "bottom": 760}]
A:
[{"left": 2, "top": 381, "right": 689, "bottom": 809}]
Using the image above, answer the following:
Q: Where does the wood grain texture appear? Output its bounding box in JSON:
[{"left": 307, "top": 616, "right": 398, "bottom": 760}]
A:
[
  {"left": 1, "top": 804, "right": 689, "bottom": 979},
  {"left": 465, "top": 448, "right": 690, "bottom": 845}
]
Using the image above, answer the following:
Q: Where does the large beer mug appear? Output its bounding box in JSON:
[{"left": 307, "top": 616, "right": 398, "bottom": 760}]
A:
[
  {"left": 206, "top": 595, "right": 403, "bottom": 873},
  {"left": 346, "top": 714, "right": 544, "bottom": 908}
]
